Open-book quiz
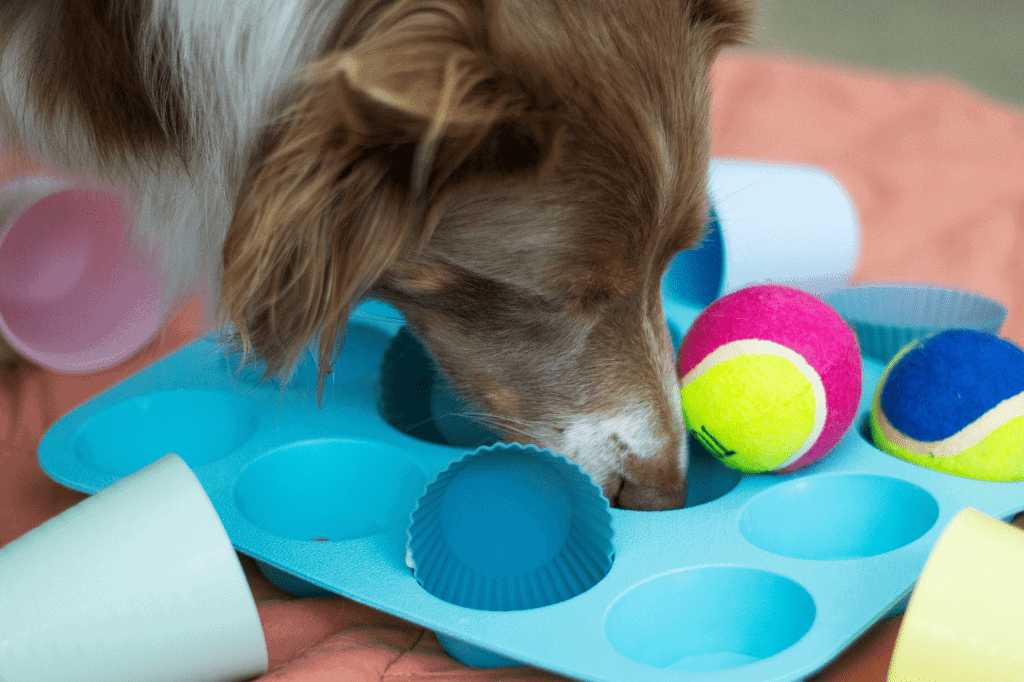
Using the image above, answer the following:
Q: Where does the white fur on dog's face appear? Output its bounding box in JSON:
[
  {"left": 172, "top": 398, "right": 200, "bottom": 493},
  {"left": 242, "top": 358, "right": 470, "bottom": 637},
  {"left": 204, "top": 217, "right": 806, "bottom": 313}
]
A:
[{"left": 0, "top": 0, "right": 751, "bottom": 510}]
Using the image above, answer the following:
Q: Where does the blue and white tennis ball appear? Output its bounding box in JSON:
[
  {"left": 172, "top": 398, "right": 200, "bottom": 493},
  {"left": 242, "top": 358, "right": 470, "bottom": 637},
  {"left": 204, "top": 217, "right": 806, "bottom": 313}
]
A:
[{"left": 870, "top": 329, "right": 1024, "bottom": 481}]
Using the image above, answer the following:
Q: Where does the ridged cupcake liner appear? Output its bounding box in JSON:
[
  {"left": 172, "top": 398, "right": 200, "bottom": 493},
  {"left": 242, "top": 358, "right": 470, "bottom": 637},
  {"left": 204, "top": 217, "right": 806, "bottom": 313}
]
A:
[
  {"left": 820, "top": 284, "right": 1007, "bottom": 363},
  {"left": 407, "top": 443, "right": 614, "bottom": 612}
]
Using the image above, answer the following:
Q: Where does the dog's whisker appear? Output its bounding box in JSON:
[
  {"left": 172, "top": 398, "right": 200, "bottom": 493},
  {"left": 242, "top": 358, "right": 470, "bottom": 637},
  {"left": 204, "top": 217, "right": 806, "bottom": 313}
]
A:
[
  {"left": 403, "top": 414, "right": 450, "bottom": 434},
  {"left": 464, "top": 412, "right": 543, "bottom": 432},
  {"left": 457, "top": 411, "right": 544, "bottom": 441}
]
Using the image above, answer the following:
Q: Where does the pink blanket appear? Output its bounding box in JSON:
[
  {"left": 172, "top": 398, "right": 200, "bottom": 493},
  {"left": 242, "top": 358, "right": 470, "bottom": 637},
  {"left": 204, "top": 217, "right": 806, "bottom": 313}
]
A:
[{"left": 5, "top": 52, "right": 1024, "bottom": 681}]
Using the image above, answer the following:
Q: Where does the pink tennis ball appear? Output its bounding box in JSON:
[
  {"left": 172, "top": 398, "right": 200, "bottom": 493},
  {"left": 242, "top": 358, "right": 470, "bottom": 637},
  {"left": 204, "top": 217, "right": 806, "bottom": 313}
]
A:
[{"left": 677, "top": 284, "right": 862, "bottom": 473}]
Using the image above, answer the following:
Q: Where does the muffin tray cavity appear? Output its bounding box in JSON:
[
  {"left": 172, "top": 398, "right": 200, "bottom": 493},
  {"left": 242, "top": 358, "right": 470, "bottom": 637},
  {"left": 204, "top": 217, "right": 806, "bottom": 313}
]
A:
[{"left": 38, "top": 271, "right": 1024, "bottom": 682}]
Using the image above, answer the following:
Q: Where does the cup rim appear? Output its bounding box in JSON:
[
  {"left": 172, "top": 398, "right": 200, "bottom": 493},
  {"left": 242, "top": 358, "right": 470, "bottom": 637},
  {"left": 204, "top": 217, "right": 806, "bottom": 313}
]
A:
[
  {"left": 888, "top": 507, "right": 1024, "bottom": 680},
  {"left": 0, "top": 177, "right": 165, "bottom": 372}
]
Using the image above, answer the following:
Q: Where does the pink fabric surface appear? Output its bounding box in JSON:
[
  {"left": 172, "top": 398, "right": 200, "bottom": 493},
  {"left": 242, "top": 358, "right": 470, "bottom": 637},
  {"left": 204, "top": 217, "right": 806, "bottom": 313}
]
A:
[
  {"left": 713, "top": 54, "right": 1024, "bottom": 349},
  {"left": 4, "top": 52, "right": 1024, "bottom": 681}
]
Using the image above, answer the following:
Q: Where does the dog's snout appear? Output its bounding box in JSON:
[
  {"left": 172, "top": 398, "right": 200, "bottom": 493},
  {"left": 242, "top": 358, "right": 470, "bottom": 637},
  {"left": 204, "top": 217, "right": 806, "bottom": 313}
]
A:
[
  {"left": 617, "top": 475, "right": 687, "bottom": 511},
  {"left": 616, "top": 428, "right": 689, "bottom": 511},
  {"left": 557, "top": 400, "right": 689, "bottom": 511}
]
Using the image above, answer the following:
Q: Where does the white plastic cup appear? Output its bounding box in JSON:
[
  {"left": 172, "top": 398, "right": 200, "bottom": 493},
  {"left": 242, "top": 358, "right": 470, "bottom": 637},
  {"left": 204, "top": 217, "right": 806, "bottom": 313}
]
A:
[
  {"left": 0, "top": 176, "right": 167, "bottom": 372},
  {"left": 888, "top": 508, "right": 1024, "bottom": 681},
  {"left": 666, "top": 159, "right": 861, "bottom": 307},
  {"left": 0, "top": 454, "right": 269, "bottom": 682}
]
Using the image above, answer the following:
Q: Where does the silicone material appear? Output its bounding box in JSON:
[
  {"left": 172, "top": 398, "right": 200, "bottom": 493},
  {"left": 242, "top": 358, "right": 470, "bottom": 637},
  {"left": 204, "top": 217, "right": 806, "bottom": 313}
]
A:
[
  {"left": 36, "top": 162, "right": 1024, "bottom": 681},
  {"left": 37, "top": 291, "right": 1024, "bottom": 682}
]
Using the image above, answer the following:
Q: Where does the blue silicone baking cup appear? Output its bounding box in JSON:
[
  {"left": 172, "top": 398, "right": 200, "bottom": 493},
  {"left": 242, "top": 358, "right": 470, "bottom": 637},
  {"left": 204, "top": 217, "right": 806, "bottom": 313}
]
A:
[
  {"left": 820, "top": 284, "right": 1007, "bottom": 363},
  {"left": 407, "top": 442, "right": 614, "bottom": 613}
]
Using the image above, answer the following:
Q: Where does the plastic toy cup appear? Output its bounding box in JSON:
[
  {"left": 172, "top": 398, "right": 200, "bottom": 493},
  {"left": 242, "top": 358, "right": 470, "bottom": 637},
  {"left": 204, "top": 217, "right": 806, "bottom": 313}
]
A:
[
  {"left": 664, "top": 159, "right": 860, "bottom": 307},
  {"left": 0, "top": 454, "right": 268, "bottom": 682},
  {"left": 0, "top": 176, "right": 167, "bottom": 372},
  {"left": 888, "top": 507, "right": 1024, "bottom": 682}
]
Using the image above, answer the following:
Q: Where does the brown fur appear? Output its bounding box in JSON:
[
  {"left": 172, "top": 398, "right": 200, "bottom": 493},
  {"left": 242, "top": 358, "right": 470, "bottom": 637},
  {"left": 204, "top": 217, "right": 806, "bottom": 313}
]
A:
[
  {"left": 224, "top": 0, "right": 750, "bottom": 508},
  {"left": 0, "top": 0, "right": 191, "bottom": 172},
  {"left": 2, "top": 0, "right": 752, "bottom": 509}
]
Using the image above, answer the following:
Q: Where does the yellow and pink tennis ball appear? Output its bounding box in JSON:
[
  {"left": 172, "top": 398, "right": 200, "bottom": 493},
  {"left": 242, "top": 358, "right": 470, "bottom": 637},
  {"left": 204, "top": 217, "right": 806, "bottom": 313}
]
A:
[{"left": 677, "top": 284, "right": 862, "bottom": 474}]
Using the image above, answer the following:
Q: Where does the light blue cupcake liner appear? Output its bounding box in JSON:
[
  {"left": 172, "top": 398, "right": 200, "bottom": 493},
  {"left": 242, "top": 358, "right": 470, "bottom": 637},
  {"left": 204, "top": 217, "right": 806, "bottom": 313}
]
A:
[
  {"left": 407, "top": 442, "right": 614, "bottom": 613},
  {"left": 820, "top": 284, "right": 1007, "bottom": 363}
]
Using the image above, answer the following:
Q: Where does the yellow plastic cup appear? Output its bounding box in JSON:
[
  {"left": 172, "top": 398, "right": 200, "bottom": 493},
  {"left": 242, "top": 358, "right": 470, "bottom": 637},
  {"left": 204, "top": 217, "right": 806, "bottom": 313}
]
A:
[{"left": 888, "top": 507, "right": 1024, "bottom": 681}]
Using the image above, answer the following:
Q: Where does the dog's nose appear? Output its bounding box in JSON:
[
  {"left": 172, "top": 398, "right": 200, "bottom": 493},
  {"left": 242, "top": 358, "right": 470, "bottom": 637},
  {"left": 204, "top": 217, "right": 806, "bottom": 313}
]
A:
[
  {"left": 611, "top": 411, "right": 689, "bottom": 511},
  {"left": 616, "top": 477, "right": 687, "bottom": 510}
]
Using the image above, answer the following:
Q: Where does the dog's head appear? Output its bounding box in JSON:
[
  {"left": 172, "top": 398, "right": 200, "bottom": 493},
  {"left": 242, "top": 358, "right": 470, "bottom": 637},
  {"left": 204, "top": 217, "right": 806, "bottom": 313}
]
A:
[{"left": 222, "top": 0, "right": 751, "bottom": 509}]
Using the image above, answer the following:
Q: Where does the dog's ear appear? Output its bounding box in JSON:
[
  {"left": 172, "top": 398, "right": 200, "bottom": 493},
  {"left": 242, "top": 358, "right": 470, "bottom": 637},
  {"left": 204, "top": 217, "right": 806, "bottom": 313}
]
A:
[
  {"left": 689, "top": 0, "right": 754, "bottom": 51},
  {"left": 221, "top": 0, "right": 562, "bottom": 398}
]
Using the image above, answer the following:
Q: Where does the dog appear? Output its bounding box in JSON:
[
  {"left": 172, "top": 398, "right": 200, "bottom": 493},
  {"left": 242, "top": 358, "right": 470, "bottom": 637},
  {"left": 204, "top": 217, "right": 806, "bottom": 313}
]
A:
[{"left": 0, "top": 0, "right": 751, "bottom": 510}]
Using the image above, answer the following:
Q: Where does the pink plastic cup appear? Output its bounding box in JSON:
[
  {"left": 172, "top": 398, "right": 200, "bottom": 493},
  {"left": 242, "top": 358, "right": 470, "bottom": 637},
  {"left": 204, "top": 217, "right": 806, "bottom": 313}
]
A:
[{"left": 0, "top": 176, "right": 166, "bottom": 372}]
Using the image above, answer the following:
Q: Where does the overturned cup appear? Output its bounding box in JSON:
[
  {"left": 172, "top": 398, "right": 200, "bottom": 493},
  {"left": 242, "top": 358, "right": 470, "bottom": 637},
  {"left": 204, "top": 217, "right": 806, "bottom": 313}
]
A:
[
  {"left": 664, "top": 159, "right": 860, "bottom": 308},
  {"left": 0, "top": 454, "right": 268, "bottom": 682},
  {"left": 888, "top": 507, "right": 1024, "bottom": 681},
  {"left": 0, "top": 176, "right": 167, "bottom": 372}
]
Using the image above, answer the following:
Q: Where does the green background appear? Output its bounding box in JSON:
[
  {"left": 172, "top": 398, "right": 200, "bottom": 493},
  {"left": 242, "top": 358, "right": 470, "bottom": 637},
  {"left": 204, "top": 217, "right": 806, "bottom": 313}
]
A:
[{"left": 748, "top": 0, "right": 1024, "bottom": 109}]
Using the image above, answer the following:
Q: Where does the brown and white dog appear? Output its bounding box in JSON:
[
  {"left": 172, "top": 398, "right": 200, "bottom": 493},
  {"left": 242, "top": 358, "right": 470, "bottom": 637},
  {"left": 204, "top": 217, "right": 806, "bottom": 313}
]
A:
[{"left": 0, "top": 0, "right": 751, "bottom": 509}]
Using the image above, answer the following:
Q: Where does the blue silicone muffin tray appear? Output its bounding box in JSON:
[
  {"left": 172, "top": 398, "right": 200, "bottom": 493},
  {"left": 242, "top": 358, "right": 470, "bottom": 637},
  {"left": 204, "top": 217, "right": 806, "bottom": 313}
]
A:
[{"left": 37, "top": 267, "right": 1024, "bottom": 682}]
